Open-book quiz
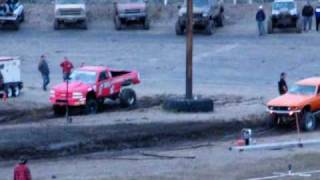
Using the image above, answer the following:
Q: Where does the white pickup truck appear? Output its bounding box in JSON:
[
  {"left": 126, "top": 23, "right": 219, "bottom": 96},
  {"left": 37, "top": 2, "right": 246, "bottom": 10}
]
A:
[
  {"left": 0, "top": 57, "right": 23, "bottom": 97},
  {"left": 54, "top": 0, "right": 87, "bottom": 30},
  {"left": 0, "top": 1, "right": 24, "bottom": 30}
]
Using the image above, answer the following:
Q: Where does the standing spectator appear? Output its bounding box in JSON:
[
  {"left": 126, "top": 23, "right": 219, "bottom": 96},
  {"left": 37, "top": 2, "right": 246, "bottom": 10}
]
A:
[
  {"left": 302, "top": 1, "right": 314, "bottom": 31},
  {"left": 38, "top": 55, "right": 50, "bottom": 91},
  {"left": 315, "top": 3, "right": 320, "bottom": 31},
  {"left": 60, "top": 57, "right": 74, "bottom": 81},
  {"left": 256, "top": 5, "right": 266, "bottom": 36},
  {"left": 0, "top": 1, "right": 9, "bottom": 16},
  {"left": 278, "top": 72, "right": 288, "bottom": 95},
  {"left": 13, "top": 157, "right": 32, "bottom": 180},
  {"left": 0, "top": 70, "right": 3, "bottom": 90}
]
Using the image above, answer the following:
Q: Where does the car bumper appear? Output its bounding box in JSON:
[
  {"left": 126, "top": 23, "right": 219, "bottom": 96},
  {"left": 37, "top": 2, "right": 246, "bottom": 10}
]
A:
[
  {"left": 50, "top": 97, "right": 86, "bottom": 106},
  {"left": 55, "top": 15, "right": 87, "bottom": 22},
  {"left": 267, "top": 109, "right": 301, "bottom": 116},
  {"left": 118, "top": 12, "right": 146, "bottom": 20}
]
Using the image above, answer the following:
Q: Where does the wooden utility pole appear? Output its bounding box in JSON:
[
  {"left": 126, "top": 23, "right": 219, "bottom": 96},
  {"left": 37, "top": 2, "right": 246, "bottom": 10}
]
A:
[{"left": 186, "top": 0, "right": 193, "bottom": 99}]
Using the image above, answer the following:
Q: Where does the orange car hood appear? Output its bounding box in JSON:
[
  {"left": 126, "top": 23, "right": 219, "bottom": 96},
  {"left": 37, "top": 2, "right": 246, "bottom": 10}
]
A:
[{"left": 267, "top": 93, "right": 314, "bottom": 107}]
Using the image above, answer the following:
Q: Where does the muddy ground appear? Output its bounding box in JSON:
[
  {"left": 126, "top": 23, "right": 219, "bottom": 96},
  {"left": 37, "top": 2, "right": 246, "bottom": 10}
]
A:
[{"left": 1, "top": 1, "right": 320, "bottom": 179}]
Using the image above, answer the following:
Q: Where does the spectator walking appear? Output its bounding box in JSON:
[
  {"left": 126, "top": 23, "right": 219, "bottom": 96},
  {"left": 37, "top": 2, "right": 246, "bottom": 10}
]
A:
[
  {"left": 256, "top": 5, "right": 266, "bottom": 36},
  {"left": 60, "top": 57, "right": 74, "bottom": 81},
  {"left": 13, "top": 157, "right": 32, "bottom": 180},
  {"left": 302, "top": 1, "right": 314, "bottom": 31},
  {"left": 315, "top": 4, "right": 320, "bottom": 31},
  {"left": 38, "top": 55, "right": 50, "bottom": 91},
  {"left": 278, "top": 72, "right": 288, "bottom": 95}
]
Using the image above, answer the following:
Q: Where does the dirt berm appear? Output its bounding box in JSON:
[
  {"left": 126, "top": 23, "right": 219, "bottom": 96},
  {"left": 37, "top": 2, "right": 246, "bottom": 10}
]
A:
[{"left": 0, "top": 116, "right": 267, "bottom": 160}]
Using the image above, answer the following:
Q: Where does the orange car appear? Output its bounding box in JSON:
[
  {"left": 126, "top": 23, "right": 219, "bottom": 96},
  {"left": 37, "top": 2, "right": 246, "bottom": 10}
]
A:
[{"left": 267, "top": 77, "right": 320, "bottom": 131}]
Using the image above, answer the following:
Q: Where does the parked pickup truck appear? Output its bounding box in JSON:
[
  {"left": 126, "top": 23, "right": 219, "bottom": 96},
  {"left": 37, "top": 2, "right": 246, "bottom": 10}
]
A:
[
  {"left": 54, "top": 0, "right": 87, "bottom": 30},
  {"left": 0, "top": 1, "right": 24, "bottom": 30},
  {"left": 267, "top": 77, "right": 320, "bottom": 131},
  {"left": 0, "top": 56, "right": 23, "bottom": 97},
  {"left": 113, "top": 0, "right": 150, "bottom": 30},
  {"left": 50, "top": 66, "right": 141, "bottom": 115}
]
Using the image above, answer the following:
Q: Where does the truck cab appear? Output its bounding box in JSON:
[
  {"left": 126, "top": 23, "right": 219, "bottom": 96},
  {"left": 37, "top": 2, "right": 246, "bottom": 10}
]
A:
[
  {"left": 50, "top": 66, "right": 140, "bottom": 115},
  {"left": 54, "top": 0, "right": 87, "bottom": 30}
]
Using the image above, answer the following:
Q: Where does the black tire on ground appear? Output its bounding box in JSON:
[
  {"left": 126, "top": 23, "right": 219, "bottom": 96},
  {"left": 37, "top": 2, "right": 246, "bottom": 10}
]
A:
[
  {"left": 20, "top": 11, "right": 24, "bottom": 22},
  {"left": 13, "top": 85, "right": 20, "bottom": 97},
  {"left": 215, "top": 14, "right": 224, "bottom": 27},
  {"left": 54, "top": 20, "right": 60, "bottom": 30},
  {"left": 85, "top": 98, "right": 98, "bottom": 114},
  {"left": 204, "top": 20, "right": 214, "bottom": 35},
  {"left": 53, "top": 105, "right": 66, "bottom": 116},
  {"left": 300, "top": 111, "right": 316, "bottom": 131},
  {"left": 114, "top": 16, "right": 122, "bottom": 30},
  {"left": 80, "top": 20, "right": 88, "bottom": 30},
  {"left": 267, "top": 114, "right": 278, "bottom": 128},
  {"left": 267, "top": 18, "right": 273, "bottom": 34},
  {"left": 143, "top": 18, "right": 150, "bottom": 30},
  {"left": 296, "top": 18, "right": 302, "bottom": 33},
  {"left": 175, "top": 21, "right": 184, "bottom": 35},
  {"left": 119, "top": 88, "right": 137, "bottom": 108},
  {"left": 163, "top": 97, "right": 214, "bottom": 112},
  {"left": 13, "top": 20, "right": 19, "bottom": 30}
]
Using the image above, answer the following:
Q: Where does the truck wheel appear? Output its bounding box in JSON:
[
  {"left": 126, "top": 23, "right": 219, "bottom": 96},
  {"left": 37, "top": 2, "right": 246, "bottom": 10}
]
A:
[
  {"left": 300, "top": 111, "right": 316, "bottom": 131},
  {"left": 85, "top": 98, "right": 98, "bottom": 114},
  {"left": 204, "top": 20, "right": 214, "bottom": 35},
  {"left": 114, "top": 16, "right": 122, "bottom": 30},
  {"left": 13, "top": 20, "right": 20, "bottom": 30},
  {"left": 143, "top": 18, "right": 150, "bottom": 30},
  {"left": 19, "top": 11, "right": 25, "bottom": 23},
  {"left": 267, "top": 19, "right": 273, "bottom": 34},
  {"left": 54, "top": 20, "right": 60, "bottom": 30},
  {"left": 216, "top": 14, "right": 224, "bottom": 27},
  {"left": 267, "top": 114, "right": 278, "bottom": 128},
  {"left": 5, "top": 86, "right": 13, "bottom": 98},
  {"left": 296, "top": 18, "right": 302, "bottom": 33},
  {"left": 13, "top": 86, "right": 20, "bottom": 97},
  {"left": 175, "top": 21, "right": 184, "bottom": 35},
  {"left": 53, "top": 105, "right": 66, "bottom": 116},
  {"left": 119, "top": 88, "right": 137, "bottom": 108},
  {"left": 80, "top": 20, "right": 88, "bottom": 30}
]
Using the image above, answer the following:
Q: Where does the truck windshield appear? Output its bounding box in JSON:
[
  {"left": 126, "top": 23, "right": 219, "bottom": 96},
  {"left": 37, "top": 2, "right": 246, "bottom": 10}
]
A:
[
  {"left": 69, "top": 70, "right": 97, "bottom": 84},
  {"left": 56, "top": 0, "right": 84, "bottom": 4},
  {"left": 193, "top": 0, "right": 209, "bottom": 7},
  {"left": 272, "top": 2, "right": 295, "bottom": 10},
  {"left": 288, "top": 85, "right": 316, "bottom": 95}
]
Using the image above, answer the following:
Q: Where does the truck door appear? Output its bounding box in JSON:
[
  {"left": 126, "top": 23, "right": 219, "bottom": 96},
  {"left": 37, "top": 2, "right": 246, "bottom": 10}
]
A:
[{"left": 97, "top": 71, "right": 111, "bottom": 97}]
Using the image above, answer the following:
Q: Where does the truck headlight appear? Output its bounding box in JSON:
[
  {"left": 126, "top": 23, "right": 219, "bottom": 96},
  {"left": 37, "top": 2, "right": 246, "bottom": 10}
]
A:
[
  {"left": 50, "top": 90, "right": 55, "bottom": 98},
  {"left": 202, "top": 12, "right": 208, "bottom": 17},
  {"left": 72, "top": 92, "right": 83, "bottom": 99}
]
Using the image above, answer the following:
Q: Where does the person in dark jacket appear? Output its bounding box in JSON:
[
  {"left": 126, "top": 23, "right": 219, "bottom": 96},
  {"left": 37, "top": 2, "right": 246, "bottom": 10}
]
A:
[
  {"left": 302, "top": 1, "right": 314, "bottom": 31},
  {"left": 0, "top": 2, "right": 9, "bottom": 16},
  {"left": 256, "top": 5, "right": 266, "bottom": 36},
  {"left": 278, "top": 72, "right": 288, "bottom": 95},
  {"left": 0, "top": 71, "right": 3, "bottom": 90},
  {"left": 315, "top": 4, "right": 320, "bottom": 31},
  {"left": 38, "top": 55, "right": 50, "bottom": 91},
  {"left": 13, "top": 157, "right": 32, "bottom": 180}
]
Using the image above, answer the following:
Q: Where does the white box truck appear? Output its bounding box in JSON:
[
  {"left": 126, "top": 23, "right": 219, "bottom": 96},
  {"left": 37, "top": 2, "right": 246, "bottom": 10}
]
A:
[{"left": 0, "top": 57, "right": 23, "bottom": 97}]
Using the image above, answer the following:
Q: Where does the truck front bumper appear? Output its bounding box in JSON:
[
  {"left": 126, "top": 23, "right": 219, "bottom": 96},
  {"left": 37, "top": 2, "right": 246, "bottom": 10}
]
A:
[
  {"left": 118, "top": 12, "right": 146, "bottom": 21},
  {"left": 50, "top": 97, "right": 86, "bottom": 106},
  {"left": 267, "top": 109, "right": 301, "bottom": 116},
  {"left": 55, "top": 15, "right": 87, "bottom": 23}
]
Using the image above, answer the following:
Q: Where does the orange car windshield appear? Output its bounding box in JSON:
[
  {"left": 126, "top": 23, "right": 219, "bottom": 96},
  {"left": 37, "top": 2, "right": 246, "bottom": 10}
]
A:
[{"left": 288, "top": 85, "right": 316, "bottom": 95}]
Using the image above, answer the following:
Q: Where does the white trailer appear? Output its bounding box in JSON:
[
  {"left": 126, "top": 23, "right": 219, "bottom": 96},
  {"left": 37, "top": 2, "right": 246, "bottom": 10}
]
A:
[{"left": 0, "top": 57, "right": 23, "bottom": 97}]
